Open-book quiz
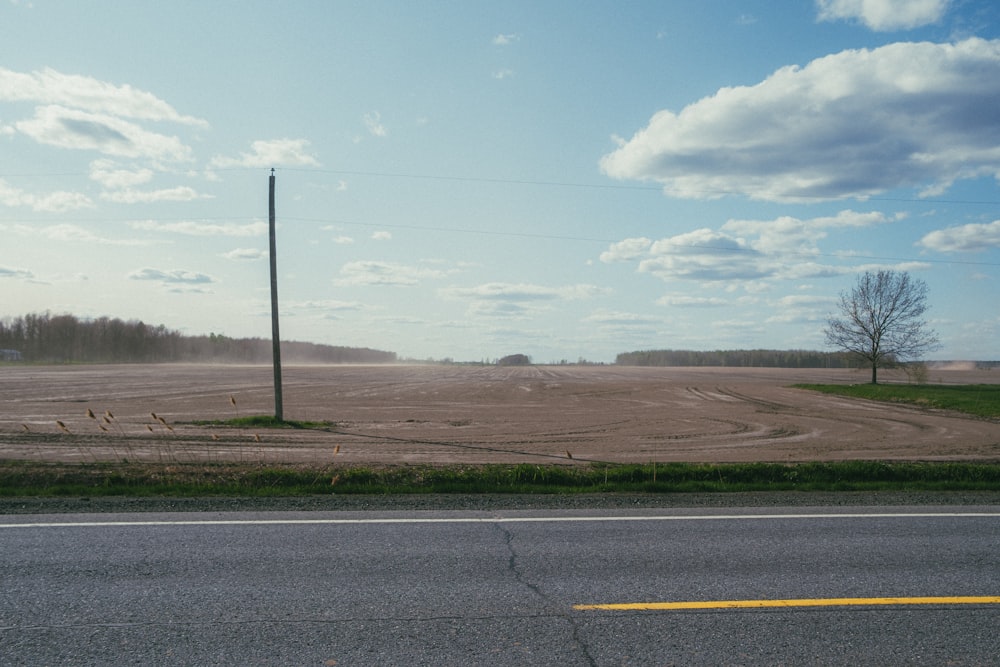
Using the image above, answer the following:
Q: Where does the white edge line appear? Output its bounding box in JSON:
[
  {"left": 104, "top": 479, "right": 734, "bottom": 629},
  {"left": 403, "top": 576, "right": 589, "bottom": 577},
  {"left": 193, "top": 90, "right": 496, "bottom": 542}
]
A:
[{"left": 1, "top": 512, "right": 998, "bottom": 529}]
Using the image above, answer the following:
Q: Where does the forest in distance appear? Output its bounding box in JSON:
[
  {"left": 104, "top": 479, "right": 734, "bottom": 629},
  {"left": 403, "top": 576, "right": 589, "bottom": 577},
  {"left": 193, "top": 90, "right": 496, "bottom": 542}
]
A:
[
  {"left": 1, "top": 312, "right": 996, "bottom": 368},
  {"left": 0, "top": 312, "right": 396, "bottom": 364}
]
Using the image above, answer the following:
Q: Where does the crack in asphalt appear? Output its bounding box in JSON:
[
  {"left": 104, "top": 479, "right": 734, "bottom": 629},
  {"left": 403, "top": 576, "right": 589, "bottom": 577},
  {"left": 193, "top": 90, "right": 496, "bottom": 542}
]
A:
[{"left": 492, "top": 522, "right": 598, "bottom": 667}]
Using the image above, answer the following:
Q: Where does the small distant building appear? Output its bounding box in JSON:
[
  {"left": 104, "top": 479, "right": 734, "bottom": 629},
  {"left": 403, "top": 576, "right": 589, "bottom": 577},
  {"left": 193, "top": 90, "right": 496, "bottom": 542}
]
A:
[{"left": 0, "top": 349, "right": 23, "bottom": 361}]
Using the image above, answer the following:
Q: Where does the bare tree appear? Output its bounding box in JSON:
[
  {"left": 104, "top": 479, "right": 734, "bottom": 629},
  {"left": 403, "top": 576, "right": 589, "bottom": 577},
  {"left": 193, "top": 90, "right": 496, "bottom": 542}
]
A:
[{"left": 824, "top": 270, "right": 940, "bottom": 384}]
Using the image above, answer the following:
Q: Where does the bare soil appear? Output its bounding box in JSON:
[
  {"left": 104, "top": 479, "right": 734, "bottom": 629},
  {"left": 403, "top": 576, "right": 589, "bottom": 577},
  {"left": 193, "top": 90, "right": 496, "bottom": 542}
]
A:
[{"left": 1, "top": 364, "right": 998, "bottom": 465}]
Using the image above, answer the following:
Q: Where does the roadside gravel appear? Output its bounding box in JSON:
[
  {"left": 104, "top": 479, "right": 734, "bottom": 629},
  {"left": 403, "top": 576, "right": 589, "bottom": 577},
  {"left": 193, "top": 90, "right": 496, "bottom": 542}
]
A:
[{"left": 2, "top": 490, "right": 998, "bottom": 514}]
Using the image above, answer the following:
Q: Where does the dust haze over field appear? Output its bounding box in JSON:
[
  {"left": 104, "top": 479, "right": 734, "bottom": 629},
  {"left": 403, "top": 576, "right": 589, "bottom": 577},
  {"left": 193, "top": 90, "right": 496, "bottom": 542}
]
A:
[{"left": 1, "top": 364, "right": 997, "bottom": 465}]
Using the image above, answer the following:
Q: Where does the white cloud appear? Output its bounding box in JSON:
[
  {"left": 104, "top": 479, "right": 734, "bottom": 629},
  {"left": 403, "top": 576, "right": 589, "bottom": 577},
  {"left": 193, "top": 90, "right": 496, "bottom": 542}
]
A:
[
  {"left": 816, "top": 0, "right": 949, "bottom": 31},
  {"left": 919, "top": 219, "right": 1000, "bottom": 252},
  {"left": 603, "top": 211, "right": 916, "bottom": 285},
  {"left": 492, "top": 69, "right": 515, "bottom": 80},
  {"left": 363, "top": 111, "right": 387, "bottom": 137},
  {"left": 656, "top": 294, "right": 729, "bottom": 307},
  {"left": 101, "top": 185, "right": 210, "bottom": 204},
  {"left": 210, "top": 138, "right": 319, "bottom": 168},
  {"left": 492, "top": 33, "right": 519, "bottom": 45},
  {"left": 600, "top": 38, "right": 1000, "bottom": 202},
  {"left": 583, "top": 309, "right": 662, "bottom": 326},
  {"left": 16, "top": 105, "right": 193, "bottom": 160},
  {"left": 7, "top": 222, "right": 148, "bottom": 246},
  {"left": 0, "top": 66, "right": 207, "bottom": 126},
  {"left": 286, "top": 299, "right": 365, "bottom": 315},
  {"left": 640, "top": 229, "right": 769, "bottom": 282},
  {"left": 0, "top": 266, "right": 34, "bottom": 280},
  {"left": 722, "top": 210, "right": 895, "bottom": 255},
  {"left": 222, "top": 248, "right": 266, "bottom": 261},
  {"left": 334, "top": 260, "right": 448, "bottom": 286},
  {"left": 331, "top": 235, "right": 355, "bottom": 245},
  {"left": 442, "top": 282, "right": 607, "bottom": 301},
  {"left": 600, "top": 237, "right": 653, "bottom": 263},
  {"left": 129, "top": 220, "right": 267, "bottom": 236},
  {"left": 371, "top": 231, "right": 392, "bottom": 241},
  {"left": 765, "top": 294, "right": 837, "bottom": 324},
  {"left": 89, "top": 160, "right": 154, "bottom": 189},
  {"left": 128, "top": 267, "right": 215, "bottom": 284},
  {"left": 0, "top": 179, "right": 93, "bottom": 212}
]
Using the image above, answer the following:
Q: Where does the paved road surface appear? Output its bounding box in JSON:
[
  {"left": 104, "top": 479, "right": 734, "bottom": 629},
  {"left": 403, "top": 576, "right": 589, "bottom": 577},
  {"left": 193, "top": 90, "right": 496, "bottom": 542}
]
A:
[{"left": 2, "top": 507, "right": 998, "bottom": 665}]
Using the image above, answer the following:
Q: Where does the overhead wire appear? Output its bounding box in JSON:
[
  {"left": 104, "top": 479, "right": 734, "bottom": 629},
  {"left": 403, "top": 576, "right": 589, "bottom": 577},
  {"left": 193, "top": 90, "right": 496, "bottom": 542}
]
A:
[{"left": 2, "top": 166, "right": 999, "bottom": 268}]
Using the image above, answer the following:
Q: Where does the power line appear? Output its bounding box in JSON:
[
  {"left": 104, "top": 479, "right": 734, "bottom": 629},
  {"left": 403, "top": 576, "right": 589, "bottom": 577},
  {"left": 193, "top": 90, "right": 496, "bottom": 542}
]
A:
[
  {"left": 281, "top": 167, "right": 1000, "bottom": 205},
  {"left": 4, "top": 165, "right": 1000, "bottom": 205},
  {"left": 2, "top": 211, "right": 999, "bottom": 267}
]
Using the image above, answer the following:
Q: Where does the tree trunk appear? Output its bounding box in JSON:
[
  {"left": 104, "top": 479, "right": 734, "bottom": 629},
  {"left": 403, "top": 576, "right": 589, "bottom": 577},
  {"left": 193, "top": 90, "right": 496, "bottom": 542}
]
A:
[{"left": 871, "top": 363, "right": 878, "bottom": 384}]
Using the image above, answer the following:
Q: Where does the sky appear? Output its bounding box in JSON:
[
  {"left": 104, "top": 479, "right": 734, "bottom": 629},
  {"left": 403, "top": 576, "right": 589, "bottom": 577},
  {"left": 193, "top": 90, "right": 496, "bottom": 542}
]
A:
[{"left": 2, "top": 0, "right": 999, "bottom": 363}]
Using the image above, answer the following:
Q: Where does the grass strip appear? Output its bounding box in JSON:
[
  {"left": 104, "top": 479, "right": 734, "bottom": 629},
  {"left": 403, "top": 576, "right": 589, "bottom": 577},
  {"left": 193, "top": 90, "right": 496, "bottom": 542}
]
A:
[
  {"left": 191, "top": 416, "right": 336, "bottom": 429},
  {"left": 1, "top": 460, "right": 998, "bottom": 497},
  {"left": 794, "top": 383, "right": 1000, "bottom": 419}
]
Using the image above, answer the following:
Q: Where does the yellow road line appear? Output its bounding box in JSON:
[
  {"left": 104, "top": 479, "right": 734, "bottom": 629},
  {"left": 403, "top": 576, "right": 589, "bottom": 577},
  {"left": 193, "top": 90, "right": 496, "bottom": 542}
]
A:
[{"left": 574, "top": 596, "right": 1000, "bottom": 611}]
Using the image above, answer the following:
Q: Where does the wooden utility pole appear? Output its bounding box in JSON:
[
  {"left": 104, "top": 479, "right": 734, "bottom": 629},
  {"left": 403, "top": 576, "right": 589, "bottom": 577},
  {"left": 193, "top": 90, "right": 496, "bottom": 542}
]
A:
[{"left": 268, "top": 168, "right": 284, "bottom": 421}]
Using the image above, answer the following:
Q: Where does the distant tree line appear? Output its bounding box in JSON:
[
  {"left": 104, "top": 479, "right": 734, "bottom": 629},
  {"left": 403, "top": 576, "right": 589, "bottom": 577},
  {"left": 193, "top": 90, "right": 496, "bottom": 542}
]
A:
[
  {"left": 0, "top": 313, "right": 396, "bottom": 364},
  {"left": 497, "top": 353, "right": 532, "bottom": 366},
  {"left": 615, "top": 349, "right": 856, "bottom": 368}
]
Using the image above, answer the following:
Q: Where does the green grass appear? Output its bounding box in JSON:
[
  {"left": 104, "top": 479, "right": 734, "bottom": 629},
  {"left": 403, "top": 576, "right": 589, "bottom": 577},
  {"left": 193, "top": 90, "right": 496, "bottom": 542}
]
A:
[
  {"left": 793, "top": 383, "right": 1000, "bottom": 419},
  {"left": 191, "top": 415, "right": 337, "bottom": 430},
  {"left": 1, "top": 460, "right": 997, "bottom": 497}
]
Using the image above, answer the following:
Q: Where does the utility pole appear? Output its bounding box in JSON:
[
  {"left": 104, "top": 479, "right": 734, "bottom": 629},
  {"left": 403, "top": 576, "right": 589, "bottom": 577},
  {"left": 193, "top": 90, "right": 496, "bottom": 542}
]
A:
[{"left": 268, "top": 168, "right": 283, "bottom": 421}]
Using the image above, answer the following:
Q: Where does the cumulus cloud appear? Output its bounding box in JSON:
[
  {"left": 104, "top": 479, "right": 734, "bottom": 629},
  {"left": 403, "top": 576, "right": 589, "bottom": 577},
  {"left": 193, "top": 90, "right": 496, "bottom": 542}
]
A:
[
  {"left": 363, "top": 111, "right": 387, "bottom": 137},
  {"left": 129, "top": 220, "right": 267, "bottom": 236},
  {"left": 128, "top": 268, "right": 215, "bottom": 284},
  {"left": 334, "top": 260, "right": 449, "bottom": 286},
  {"left": 816, "top": 0, "right": 949, "bottom": 31},
  {"left": 0, "top": 178, "right": 93, "bottom": 212},
  {"left": 765, "top": 294, "right": 838, "bottom": 324},
  {"left": 722, "top": 210, "right": 897, "bottom": 255},
  {"left": 16, "top": 105, "right": 193, "bottom": 160},
  {"left": 101, "top": 185, "right": 210, "bottom": 204},
  {"left": 210, "top": 138, "right": 320, "bottom": 168},
  {"left": 492, "top": 33, "right": 519, "bottom": 45},
  {"left": 583, "top": 309, "right": 662, "bottom": 326},
  {"left": 919, "top": 219, "right": 1000, "bottom": 252},
  {"left": 222, "top": 248, "right": 266, "bottom": 261},
  {"left": 600, "top": 237, "right": 653, "bottom": 263},
  {"left": 602, "top": 211, "right": 909, "bottom": 285},
  {"left": 89, "top": 160, "right": 154, "bottom": 189},
  {"left": 0, "top": 266, "right": 34, "bottom": 280},
  {"left": 286, "top": 299, "right": 365, "bottom": 316},
  {"left": 442, "top": 282, "right": 607, "bottom": 301},
  {"left": 656, "top": 294, "right": 729, "bottom": 307},
  {"left": 5, "top": 222, "right": 148, "bottom": 246},
  {"left": 641, "top": 229, "right": 769, "bottom": 282},
  {"left": 0, "top": 66, "right": 207, "bottom": 126},
  {"left": 0, "top": 67, "right": 207, "bottom": 205},
  {"left": 371, "top": 231, "right": 392, "bottom": 241},
  {"left": 600, "top": 38, "right": 1000, "bottom": 202}
]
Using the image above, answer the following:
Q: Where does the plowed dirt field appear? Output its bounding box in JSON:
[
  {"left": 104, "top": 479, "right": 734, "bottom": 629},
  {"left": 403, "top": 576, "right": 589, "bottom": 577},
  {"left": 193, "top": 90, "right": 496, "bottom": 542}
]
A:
[{"left": 1, "top": 364, "right": 997, "bottom": 464}]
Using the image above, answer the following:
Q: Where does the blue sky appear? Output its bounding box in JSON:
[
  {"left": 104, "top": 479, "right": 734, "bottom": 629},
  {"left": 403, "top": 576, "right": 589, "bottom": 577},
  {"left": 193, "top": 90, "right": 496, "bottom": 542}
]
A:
[{"left": 2, "top": 0, "right": 999, "bottom": 362}]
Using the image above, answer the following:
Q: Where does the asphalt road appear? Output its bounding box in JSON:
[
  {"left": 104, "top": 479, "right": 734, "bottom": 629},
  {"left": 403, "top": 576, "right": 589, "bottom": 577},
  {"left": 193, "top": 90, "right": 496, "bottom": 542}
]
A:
[{"left": 2, "top": 507, "right": 998, "bottom": 666}]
